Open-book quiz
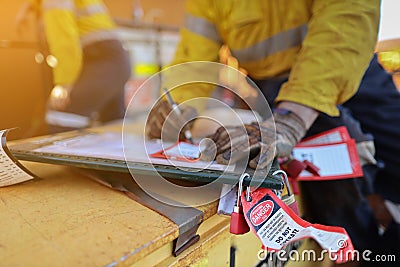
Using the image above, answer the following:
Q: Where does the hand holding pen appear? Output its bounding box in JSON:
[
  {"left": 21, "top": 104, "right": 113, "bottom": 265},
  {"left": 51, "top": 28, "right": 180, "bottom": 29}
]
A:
[
  {"left": 163, "top": 88, "right": 194, "bottom": 144},
  {"left": 145, "top": 89, "right": 197, "bottom": 142}
]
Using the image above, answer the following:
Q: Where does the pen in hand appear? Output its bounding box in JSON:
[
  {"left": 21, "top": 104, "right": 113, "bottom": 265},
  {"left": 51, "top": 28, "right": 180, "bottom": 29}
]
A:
[{"left": 163, "top": 88, "right": 194, "bottom": 144}]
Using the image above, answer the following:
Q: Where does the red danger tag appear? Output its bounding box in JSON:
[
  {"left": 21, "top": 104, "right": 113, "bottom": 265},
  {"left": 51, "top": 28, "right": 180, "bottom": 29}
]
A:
[
  {"left": 249, "top": 200, "right": 274, "bottom": 226},
  {"left": 241, "top": 188, "right": 356, "bottom": 264}
]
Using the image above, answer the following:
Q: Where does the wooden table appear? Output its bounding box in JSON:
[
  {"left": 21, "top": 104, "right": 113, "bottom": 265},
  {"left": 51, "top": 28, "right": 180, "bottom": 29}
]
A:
[{"left": 0, "top": 161, "right": 262, "bottom": 267}]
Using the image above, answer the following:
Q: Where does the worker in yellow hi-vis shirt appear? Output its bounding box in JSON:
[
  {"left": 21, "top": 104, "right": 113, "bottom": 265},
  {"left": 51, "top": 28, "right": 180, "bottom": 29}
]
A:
[
  {"left": 16, "top": 0, "right": 131, "bottom": 132},
  {"left": 145, "top": 1, "right": 386, "bottom": 266}
]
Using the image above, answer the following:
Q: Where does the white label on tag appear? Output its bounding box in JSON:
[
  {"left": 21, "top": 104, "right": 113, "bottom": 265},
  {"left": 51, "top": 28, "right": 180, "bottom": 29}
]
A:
[
  {"left": 243, "top": 189, "right": 354, "bottom": 259},
  {"left": 255, "top": 204, "right": 349, "bottom": 252},
  {"left": 256, "top": 207, "right": 302, "bottom": 249}
]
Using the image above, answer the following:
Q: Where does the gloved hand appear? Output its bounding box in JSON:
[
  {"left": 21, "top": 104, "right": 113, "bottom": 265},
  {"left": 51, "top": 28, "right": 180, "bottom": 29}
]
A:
[
  {"left": 203, "top": 109, "right": 307, "bottom": 169},
  {"left": 145, "top": 100, "right": 198, "bottom": 141}
]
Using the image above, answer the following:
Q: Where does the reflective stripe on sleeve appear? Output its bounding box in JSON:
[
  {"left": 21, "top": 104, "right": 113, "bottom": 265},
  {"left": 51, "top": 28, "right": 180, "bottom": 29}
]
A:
[
  {"left": 43, "top": 0, "right": 74, "bottom": 10},
  {"left": 80, "top": 30, "right": 118, "bottom": 47},
  {"left": 46, "top": 110, "right": 91, "bottom": 128},
  {"left": 184, "top": 14, "right": 222, "bottom": 44},
  {"left": 76, "top": 3, "right": 107, "bottom": 18},
  {"left": 231, "top": 24, "right": 308, "bottom": 62}
]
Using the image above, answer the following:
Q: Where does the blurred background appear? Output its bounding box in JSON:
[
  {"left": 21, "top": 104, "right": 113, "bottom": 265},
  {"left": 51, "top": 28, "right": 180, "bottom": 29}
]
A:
[
  {"left": 0, "top": 0, "right": 184, "bottom": 140},
  {"left": 1, "top": 0, "right": 399, "bottom": 140}
]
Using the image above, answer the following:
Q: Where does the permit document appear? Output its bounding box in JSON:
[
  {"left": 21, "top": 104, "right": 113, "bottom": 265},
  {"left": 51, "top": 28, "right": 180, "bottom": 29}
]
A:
[
  {"left": 0, "top": 129, "right": 35, "bottom": 187},
  {"left": 292, "top": 127, "right": 363, "bottom": 181},
  {"left": 150, "top": 141, "right": 201, "bottom": 162}
]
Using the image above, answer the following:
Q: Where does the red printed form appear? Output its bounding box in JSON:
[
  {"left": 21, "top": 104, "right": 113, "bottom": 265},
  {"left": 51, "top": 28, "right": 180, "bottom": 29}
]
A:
[
  {"left": 292, "top": 127, "right": 363, "bottom": 181},
  {"left": 150, "top": 141, "right": 201, "bottom": 162}
]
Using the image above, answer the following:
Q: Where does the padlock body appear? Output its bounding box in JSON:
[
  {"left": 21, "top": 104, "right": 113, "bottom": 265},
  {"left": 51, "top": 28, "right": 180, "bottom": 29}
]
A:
[{"left": 230, "top": 206, "right": 250, "bottom": 235}]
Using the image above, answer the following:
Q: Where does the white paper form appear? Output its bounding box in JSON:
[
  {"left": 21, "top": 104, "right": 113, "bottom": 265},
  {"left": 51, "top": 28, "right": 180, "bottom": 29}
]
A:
[
  {"left": 298, "top": 126, "right": 351, "bottom": 146},
  {"left": 300, "top": 132, "right": 344, "bottom": 145},
  {"left": 163, "top": 142, "right": 201, "bottom": 159},
  {"left": 33, "top": 132, "right": 231, "bottom": 171},
  {"left": 0, "top": 129, "right": 35, "bottom": 187},
  {"left": 292, "top": 143, "right": 353, "bottom": 177}
]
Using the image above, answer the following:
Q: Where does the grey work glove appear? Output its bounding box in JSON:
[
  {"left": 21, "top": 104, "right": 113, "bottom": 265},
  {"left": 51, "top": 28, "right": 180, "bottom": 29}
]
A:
[
  {"left": 145, "top": 100, "right": 197, "bottom": 141},
  {"left": 203, "top": 110, "right": 307, "bottom": 170},
  {"left": 356, "top": 141, "right": 377, "bottom": 166}
]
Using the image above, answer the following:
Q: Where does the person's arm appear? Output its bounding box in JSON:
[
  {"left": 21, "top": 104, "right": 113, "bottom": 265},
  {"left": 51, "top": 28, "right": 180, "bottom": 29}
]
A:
[
  {"left": 276, "top": 101, "right": 318, "bottom": 129},
  {"left": 41, "top": 0, "right": 82, "bottom": 86},
  {"left": 146, "top": 0, "right": 223, "bottom": 140},
  {"left": 376, "top": 38, "right": 400, "bottom": 90},
  {"left": 162, "top": 0, "right": 221, "bottom": 104},
  {"left": 277, "top": 0, "right": 381, "bottom": 116},
  {"left": 204, "top": 0, "right": 381, "bottom": 169}
]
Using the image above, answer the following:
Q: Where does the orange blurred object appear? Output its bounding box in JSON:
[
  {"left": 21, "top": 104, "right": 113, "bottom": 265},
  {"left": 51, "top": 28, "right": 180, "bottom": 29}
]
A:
[{"left": 218, "top": 45, "right": 257, "bottom": 99}]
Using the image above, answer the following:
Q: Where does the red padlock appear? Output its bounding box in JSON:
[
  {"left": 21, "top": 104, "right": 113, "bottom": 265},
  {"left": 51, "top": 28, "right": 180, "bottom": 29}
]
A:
[
  {"left": 230, "top": 205, "right": 250, "bottom": 234},
  {"left": 230, "top": 173, "right": 250, "bottom": 235}
]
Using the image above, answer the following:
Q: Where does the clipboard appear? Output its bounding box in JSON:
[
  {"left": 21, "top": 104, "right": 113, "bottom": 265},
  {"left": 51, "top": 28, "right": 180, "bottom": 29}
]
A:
[{"left": 8, "top": 127, "right": 283, "bottom": 190}]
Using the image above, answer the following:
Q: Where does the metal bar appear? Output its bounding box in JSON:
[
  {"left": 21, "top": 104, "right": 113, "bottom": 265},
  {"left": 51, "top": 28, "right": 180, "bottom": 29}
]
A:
[{"left": 10, "top": 149, "right": 283, "bottom": 190}]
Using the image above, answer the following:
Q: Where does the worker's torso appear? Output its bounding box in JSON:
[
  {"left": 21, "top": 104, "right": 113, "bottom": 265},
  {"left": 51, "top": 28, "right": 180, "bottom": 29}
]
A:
[
  {"left": 42, "top": 0, "right": 117, "bottom": 47},
  {"left": 39, "top": 0, "right": 119, "bottom": 84},
  {"left": 214, "top": 0, "right": 313, "bottom": 79},
  {"left": 73, "top": 0, "right": 116, "bottom": 46}
]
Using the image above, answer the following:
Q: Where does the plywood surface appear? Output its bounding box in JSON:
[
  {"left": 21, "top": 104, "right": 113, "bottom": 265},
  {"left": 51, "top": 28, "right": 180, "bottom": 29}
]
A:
[{"left": 0, "top": 161, "right": 218, "bottom": 266}]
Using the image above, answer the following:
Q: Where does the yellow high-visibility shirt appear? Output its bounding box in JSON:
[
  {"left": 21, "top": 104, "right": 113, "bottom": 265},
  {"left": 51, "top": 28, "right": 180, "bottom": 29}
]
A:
[
  {"left": 32, "top": 0, "right": 117, "bottom": 85},
  {"left": 167, "top": 0, "right": 380, "bottom": 116}
]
